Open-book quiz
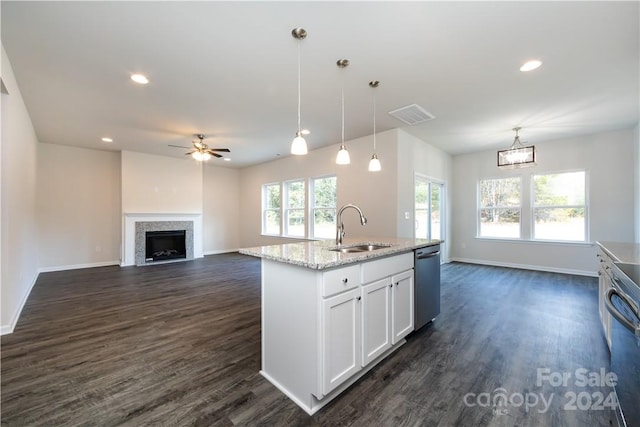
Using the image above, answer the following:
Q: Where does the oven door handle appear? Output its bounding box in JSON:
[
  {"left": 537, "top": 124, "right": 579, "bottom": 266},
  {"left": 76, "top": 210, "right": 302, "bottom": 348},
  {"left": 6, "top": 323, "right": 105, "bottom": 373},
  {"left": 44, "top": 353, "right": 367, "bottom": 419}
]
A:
[{"left": 605, "top": 287, "right": 640, "bottom": 335}]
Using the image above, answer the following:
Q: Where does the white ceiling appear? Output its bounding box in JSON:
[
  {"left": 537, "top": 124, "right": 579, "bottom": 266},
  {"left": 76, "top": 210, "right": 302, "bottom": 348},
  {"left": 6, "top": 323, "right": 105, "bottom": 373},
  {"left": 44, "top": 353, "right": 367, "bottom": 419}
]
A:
[{"left": 2, "top": 1, "right": 638, "bottom": 168}]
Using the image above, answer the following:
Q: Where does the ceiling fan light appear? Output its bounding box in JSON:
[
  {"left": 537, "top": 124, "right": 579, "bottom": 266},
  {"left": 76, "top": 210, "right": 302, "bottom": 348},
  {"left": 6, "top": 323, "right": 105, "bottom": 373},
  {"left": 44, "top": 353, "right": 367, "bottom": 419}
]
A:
[
  {"left": 336, "top": 145, "right": 350, "bottom": 165},
  {"left": 368, "top": 154, "right": 381, "bottom": 172},
  {"left": 191, "top": 151, "right": 204, "bottom": 161},
  {"left": 201, "top": 152, "right": 212, "bottom": 161},
  {"left": 291, "top": 132, "right": 308, "bottom": 155}
]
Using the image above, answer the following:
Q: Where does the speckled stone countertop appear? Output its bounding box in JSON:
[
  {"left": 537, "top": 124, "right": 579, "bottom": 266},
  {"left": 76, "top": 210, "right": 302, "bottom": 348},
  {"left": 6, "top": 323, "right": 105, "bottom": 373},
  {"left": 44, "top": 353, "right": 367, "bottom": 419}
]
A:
[
  {"left": 596, "top": 241, "right": 640, "bottom": 264},
  {"left": 239, "top": 237, "right": 442, "bottom": 270}
]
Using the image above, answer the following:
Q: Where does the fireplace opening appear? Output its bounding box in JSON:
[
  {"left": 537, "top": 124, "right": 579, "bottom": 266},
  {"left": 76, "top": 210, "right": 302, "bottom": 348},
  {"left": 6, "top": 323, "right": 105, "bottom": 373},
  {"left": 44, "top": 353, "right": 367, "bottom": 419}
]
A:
[{"left": 145, "top": 230, "right": 187, "bottom": 262}]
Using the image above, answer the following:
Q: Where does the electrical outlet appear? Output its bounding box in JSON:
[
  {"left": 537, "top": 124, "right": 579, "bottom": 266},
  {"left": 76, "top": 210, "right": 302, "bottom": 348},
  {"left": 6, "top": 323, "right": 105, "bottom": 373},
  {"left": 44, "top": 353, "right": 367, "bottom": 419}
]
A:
[{"left": 404, "top": 211, "right": 410, "bottom": 220}]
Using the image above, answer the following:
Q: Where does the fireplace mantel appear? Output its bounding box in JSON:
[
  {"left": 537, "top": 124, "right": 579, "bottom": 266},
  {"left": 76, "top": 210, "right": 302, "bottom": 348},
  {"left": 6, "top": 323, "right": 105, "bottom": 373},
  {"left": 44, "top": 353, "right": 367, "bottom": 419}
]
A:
[{"left": 122, "top": 213, "right": 203, "bottom": 266}]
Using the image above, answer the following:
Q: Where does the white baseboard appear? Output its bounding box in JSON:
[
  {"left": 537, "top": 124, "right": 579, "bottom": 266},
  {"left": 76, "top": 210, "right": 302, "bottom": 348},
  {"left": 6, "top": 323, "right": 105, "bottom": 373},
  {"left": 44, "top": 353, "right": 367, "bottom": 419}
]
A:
[
  {"left": 0, "top": 269, "right": 39, "bottom": 336},
  {"left": 450, "top": 257, "right": 598, "bottom": 278},
  {"left": 39, "top": 260, "right": 120, "bottom": 273}
]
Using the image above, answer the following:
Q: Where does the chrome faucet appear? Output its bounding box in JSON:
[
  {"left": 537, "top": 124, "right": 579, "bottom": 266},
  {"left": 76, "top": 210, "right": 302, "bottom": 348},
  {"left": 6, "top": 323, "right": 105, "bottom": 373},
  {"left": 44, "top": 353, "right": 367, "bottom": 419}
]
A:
[{"left": 336, "top": 204, "right": 367, "bottom": 245}]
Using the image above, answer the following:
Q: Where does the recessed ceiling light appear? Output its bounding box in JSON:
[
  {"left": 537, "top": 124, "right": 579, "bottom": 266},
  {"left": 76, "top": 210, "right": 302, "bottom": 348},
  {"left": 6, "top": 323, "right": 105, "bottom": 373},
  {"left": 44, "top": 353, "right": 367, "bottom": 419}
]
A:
[
  {"left": 301, "top": 129, "right": 310, "bottom": 135},
  {"left": 130, "top": 73, "right": 149, "bottom": 84},
  {"left": 520, "top": 60, "right": 542, "bottom": 72},
  {"left": 101, "top": 137, "right": 113, "bottom": 143},
  {"left": 224, "top": 158, "right": 231, "bottom": 162}
]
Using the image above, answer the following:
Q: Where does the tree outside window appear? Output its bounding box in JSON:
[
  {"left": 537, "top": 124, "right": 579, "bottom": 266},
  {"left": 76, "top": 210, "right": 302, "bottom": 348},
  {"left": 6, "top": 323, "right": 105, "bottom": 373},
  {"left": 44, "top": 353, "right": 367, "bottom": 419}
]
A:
[
  {"left": 533, "top": 171, "right": 586, "bottom": 241},
  {"left": 478, "top": 177, "right": 521, "bottom": 238},
  {"left": 311, "top": 176, "right": 336, "bottom": 239},
  {"left": 263, "top": 183, "right": 281, "bottom": 235}
]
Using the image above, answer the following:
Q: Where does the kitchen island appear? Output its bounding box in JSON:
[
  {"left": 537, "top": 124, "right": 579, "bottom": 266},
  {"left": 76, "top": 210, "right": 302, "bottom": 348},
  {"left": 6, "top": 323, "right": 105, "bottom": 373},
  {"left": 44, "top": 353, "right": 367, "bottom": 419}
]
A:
[{"left": 240, "top": 237, "right": 441, "bottom": 415}]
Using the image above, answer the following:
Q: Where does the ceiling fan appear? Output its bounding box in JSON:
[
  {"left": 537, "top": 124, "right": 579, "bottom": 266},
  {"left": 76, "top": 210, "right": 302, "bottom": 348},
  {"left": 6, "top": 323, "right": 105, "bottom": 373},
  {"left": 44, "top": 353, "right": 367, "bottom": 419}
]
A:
[{"left": 169, "top": 134, "right": 230, "bottom": 161}]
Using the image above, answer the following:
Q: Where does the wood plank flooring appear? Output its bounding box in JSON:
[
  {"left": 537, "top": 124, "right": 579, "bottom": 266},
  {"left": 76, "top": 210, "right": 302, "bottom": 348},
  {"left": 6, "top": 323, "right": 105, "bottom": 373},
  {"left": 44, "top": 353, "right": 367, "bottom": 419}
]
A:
[{"left": 1, "top": 254, "right": 613, "bottom": 426}]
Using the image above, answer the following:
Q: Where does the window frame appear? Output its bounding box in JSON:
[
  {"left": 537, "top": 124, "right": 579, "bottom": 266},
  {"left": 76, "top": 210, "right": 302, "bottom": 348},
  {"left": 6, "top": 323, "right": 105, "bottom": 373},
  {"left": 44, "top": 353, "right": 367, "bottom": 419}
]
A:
[
  {"left": 262, "top": 182, "right": 282, "bottom": 236},
  {"left": 475, "top": 169, "right": 590, "bottom": 244},
  {"left": 477, "top": 176, "right": 523, "bottom": 240},
  {"left": 531, "top": 170, "right": 588, "bottom": 243},
  {"left": 283, "top": 179, "right": 306, "bottom": 238},
  {"left": 310, "top": 175, "right": 337, "bottom": 239}
]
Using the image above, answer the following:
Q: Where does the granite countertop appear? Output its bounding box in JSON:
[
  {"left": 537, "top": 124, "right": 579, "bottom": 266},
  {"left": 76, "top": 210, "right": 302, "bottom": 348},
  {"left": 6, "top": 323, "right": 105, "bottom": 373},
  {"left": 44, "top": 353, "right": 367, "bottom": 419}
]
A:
[
  {"left": 239, "top": 237, "right": 442, "bottom": 270},
  {"left": 596, "top": 241, "right": 640, "bottom": 264}
]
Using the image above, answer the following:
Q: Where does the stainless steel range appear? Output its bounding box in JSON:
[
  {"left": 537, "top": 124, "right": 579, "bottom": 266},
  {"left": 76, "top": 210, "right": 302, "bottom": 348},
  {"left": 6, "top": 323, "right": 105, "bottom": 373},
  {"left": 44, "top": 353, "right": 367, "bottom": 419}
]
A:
[{"left": 606, "top": 262, "right": 640, "bottom": 427}]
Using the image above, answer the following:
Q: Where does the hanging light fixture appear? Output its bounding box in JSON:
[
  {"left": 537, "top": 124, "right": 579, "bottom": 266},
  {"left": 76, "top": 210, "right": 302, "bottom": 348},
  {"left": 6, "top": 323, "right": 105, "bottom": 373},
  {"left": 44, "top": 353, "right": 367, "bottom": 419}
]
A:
[
  {"left": 290, "top": 28, "right": 308, "bottom": 155},
  {"left": 368, "top": 80, "right": 381, "bottom": 172},
  {"left": 497, "top": 127, "right": 536, "bottom": 168},
  {"left": 335, "top": 59, "right": 351, "bottom": 165}
]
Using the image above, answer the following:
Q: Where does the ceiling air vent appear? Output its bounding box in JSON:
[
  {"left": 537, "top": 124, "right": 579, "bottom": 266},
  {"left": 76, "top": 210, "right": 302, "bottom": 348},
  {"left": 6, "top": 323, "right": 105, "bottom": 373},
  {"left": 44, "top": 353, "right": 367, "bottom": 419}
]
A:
[{"left": 388, "top": 104, "right": 435, "bottom": 125}]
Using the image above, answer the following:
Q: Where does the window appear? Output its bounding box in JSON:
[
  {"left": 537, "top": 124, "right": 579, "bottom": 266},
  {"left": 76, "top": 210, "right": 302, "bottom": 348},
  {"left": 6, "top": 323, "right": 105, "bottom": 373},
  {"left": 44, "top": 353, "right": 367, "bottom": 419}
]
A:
[
  {"left": 414, "top": 176, "right": 444, "bottom": 241},
  {"left": 262, "top": 175, "right": 337, "bottom": 239},
  {"left": 311, "top": 176, "right": 337, "bottom": 239},
  {"left": 533, "top": 171, "right": 586, "bottom": 241},
  {"left": 263, "top": 183, "right": 281, "bottom": 235},
  {"left": 284, "top": 180, "right": 305, "bottom": 237},
  {"left": 478, "top": 177, "right": 521, "bottom": 238}
]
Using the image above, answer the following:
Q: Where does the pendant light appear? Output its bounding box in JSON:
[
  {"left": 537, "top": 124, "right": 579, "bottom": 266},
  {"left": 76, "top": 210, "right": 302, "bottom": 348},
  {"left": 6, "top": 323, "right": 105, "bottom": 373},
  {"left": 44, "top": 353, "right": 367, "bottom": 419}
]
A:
[
  {"left": 290, "top": 28, "right": 308, "bottom": 155},
  {"left": 368, "top": 80, "right": 381, "bottom": 172},
  {"left": 335, "top": 59, "right": 350, "bottom": 165},
  {"left": 497, "top": 127, "right": 536, "bottom": 168}
]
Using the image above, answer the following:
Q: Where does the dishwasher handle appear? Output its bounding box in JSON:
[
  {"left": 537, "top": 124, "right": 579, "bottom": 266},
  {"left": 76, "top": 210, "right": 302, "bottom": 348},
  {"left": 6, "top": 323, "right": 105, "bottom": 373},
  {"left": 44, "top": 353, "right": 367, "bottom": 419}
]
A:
[
  {"left": 416, "top": 250, "right": 440, "bottom": 260},
  {"left": 605, "top": 287, "right": 640, "bottom": 336}
]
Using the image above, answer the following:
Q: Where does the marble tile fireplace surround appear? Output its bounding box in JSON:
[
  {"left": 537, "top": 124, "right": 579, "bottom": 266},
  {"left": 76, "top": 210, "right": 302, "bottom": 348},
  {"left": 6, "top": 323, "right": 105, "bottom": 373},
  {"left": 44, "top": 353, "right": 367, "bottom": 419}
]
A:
[{"left": 122, "top": 213, "right": 203, "bottom": 266}]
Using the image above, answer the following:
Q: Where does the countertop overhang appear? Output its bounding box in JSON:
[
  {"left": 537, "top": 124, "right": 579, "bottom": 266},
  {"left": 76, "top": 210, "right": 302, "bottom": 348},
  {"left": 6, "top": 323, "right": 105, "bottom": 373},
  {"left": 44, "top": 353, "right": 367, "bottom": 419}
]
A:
[{"left": 239, "top": 238, "right": 442, "bottom": 270}]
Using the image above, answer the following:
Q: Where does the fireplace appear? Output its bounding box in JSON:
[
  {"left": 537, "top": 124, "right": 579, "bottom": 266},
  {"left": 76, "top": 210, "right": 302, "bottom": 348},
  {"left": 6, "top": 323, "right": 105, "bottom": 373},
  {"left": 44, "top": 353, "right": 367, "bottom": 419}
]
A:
[
  {"left": 132, "top": 219, "right": 196, "bottom": 266},
  {"left": 145, "top": 230, "right": 186, "bottom": 262}
]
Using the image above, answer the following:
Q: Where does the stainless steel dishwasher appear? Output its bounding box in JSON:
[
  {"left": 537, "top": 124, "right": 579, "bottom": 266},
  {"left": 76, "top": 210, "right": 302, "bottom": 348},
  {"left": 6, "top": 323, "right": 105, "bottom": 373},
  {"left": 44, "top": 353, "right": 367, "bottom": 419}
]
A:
[{"left": 414, "top": 245, "right": 441, "bottom": 330}]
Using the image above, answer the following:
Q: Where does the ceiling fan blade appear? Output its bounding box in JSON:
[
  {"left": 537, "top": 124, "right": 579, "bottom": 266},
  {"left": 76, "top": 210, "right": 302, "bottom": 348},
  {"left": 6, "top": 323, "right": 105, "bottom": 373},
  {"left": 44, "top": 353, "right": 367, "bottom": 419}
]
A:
[
  {"left": 169, "top": 144, "right": 191, "bottom": 149},
  {"left": 209, "top": 148, "right": 230, "bottom": 152}
]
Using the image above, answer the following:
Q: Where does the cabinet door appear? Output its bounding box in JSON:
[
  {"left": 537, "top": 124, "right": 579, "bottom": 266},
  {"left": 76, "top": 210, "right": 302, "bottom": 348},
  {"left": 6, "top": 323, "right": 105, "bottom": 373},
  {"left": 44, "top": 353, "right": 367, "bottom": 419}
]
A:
[
  {"left": 321, "top": 288, "right": 361, "bottom": 395},
  {"left": 361, "top": 278, "right": 392, "bottom": 366},
  {"left": 392, "top": 270, "right": 414, "bottom": 344}
]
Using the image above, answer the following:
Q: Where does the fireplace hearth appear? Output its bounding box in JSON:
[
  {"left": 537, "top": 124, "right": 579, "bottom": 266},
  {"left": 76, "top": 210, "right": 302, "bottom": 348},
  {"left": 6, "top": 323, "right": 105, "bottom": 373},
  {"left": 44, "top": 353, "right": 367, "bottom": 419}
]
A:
[{"left": 145, "top": 230, "right": 186, "bottom": 262}]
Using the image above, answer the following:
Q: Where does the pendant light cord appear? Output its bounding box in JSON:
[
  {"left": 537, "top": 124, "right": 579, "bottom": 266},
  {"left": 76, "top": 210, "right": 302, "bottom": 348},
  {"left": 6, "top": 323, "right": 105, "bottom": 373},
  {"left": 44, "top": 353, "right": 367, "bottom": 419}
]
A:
[
  {"left": 373, "top": 89, "right": 376, "bottom": 152},
  {"left": 341, "top": 72, "right": 345, "bottom": 146},
  {"left": 297, "top": 41, "right": 301, "bottom": 133}
]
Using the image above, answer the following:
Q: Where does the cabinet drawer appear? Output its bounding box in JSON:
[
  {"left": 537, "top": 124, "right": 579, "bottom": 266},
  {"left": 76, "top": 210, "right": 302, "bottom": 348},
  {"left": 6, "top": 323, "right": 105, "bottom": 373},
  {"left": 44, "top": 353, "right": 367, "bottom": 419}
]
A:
[
  {"left": 322, "top": 264, "right": 360, "bottom": 297},
  {"left": 361, "top": 252, "right": 413, "bottom": 284},
  {"left": 597, "top": 249, "right": 615, "bottom": 278}
]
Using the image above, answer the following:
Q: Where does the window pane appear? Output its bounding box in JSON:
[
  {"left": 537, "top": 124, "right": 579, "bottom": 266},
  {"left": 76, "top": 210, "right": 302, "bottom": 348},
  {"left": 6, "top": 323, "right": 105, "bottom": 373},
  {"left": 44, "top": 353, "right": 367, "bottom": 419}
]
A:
[
  {"left": 480, "top": 178, "right": 520, "bottom": 207},
  {"left": 480, "top": 208, "right": 520, "bottom": 238},
  {"left": 286, "top": 209, "right": 305, "bottom": 237},
  {"left": 431, "top": 184, "right": 441, "bottom": 240},
  {"left": 534, "top": 207, "right": 585, "bottom": 241},
  {"left": 264, "top": 210, "right": 280, "bottom": 235},
  {"left": 534, "top": 172, "right": 585, "bottom": 206},
  {"left": 415, "top": 208, "right": 428, "bottom": 238},
  {"left": 266, "top": 185, "right": 280, "bottom": 209},
  {"left": 287, "top": 181, "right": 305, "bottom": 208},
  {"left": 314, "top": 209, "right": 335, "bottom": 239},
  {"left": 314, "top": 177, "right": 337, "bottom": 208}
]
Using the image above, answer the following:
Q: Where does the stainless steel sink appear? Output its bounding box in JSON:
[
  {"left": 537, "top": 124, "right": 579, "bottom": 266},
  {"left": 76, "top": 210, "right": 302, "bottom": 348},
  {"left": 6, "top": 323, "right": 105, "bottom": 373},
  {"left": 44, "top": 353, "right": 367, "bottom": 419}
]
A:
[{"left": 328, "top": 244, "right": 393, "bottom": 254}]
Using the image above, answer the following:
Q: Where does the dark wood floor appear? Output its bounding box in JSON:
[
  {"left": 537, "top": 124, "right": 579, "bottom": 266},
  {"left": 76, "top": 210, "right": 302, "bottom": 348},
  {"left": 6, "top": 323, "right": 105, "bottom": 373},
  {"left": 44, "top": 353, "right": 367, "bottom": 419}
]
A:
[{"left": 1, "top": 254, "right": 613, "bottom": 426}]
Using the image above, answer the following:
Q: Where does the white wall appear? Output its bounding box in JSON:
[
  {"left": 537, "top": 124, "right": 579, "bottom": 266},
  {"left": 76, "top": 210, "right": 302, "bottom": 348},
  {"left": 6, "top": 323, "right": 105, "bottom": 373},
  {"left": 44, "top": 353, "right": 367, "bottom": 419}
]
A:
[
  {"left": 121, "top": 151, "right": 203, "bottom": 214},
  {"left": 451, "top": 128, "right": 636, "bottom": 275},
  {"left": 1, "top": 45, "right": 40, "bottom": 334},
  {"left": 37, "top": 144, "right": 121, "bottom": 270},
  {"left": 203, "top": 163, "right": 241, "bottom": 253},
  {"left": 238, "top": 130, "right": 399, "bottom": 248},
  {"left": 397, "top": 130, "right": 453, "bottom": 260}
]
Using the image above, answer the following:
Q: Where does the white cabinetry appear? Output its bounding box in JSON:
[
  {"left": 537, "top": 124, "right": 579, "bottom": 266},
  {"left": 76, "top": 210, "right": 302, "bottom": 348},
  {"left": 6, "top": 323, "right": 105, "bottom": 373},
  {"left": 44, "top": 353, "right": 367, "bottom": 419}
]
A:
[
  {"left": 322, "top": 288, "right": 361, "bottom": 395},
  {"left": 361, "top": 278, "right": 392, "bottom": 366},
  {"left": 261, "top": 251, "right": 415, "bottom": 415},
  {"left": 392, "top": 270, "right": 414, "bottom": 344}
]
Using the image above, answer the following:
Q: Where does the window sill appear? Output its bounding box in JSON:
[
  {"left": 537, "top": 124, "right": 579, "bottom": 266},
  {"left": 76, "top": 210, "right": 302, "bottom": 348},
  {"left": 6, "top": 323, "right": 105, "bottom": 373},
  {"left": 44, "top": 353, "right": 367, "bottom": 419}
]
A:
[{"left": 474, "top": 237, "right": 593, "bottom": 247}]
